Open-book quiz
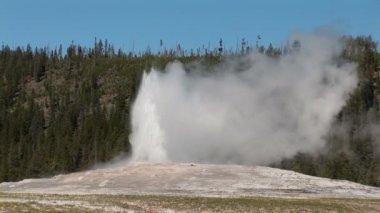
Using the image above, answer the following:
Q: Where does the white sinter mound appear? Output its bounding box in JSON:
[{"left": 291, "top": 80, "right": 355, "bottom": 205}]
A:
[{"left": 1, "top": 163, "right": 379, "bottom": 198}]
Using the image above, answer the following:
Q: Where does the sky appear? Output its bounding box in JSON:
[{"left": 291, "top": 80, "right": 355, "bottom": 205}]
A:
[{"left": 1, "top": 0, "right": 379, "bottom": 52}]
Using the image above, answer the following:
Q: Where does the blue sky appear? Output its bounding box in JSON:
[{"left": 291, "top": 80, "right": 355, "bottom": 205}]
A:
[{"left": 1, "top": 0, "right": 379, "bottom": 52}]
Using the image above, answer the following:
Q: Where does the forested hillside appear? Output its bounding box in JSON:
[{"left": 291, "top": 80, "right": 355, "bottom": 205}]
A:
[
  {"left": 0, "top": 36, "right": 379, "bottom": 186},
  {"left": 0, "top": 39, "right": 219, "bottom": 182}
]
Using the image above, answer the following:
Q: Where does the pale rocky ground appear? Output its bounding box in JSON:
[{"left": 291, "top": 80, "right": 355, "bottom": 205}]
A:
[
  {"left": 1, "top": 162, "right": 380, "bottom": 212},
  {"left": 1, "top": 162, "right": 380, "bottom": 198}
]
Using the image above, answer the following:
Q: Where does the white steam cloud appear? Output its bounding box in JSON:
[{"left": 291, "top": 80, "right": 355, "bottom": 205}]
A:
[{"left": 130, "top": 32, "right": 357, "bottom": 165}]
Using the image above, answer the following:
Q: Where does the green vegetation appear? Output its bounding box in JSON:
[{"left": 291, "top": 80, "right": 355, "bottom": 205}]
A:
[
  {"left": 0, "top": 193, "right": 380, "bottom": 212},
  {"left": 0, "top": 39, "right": 218, "bottom": 182},
  {"left": 0, "top": 36, "right": 379, "bottom": 187}
]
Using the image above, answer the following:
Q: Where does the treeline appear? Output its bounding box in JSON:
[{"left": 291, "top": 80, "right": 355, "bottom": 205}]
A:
[
  {"left": 0, "top": 36, "right": 379, "bottom": 186},
  {"left": 276, "top": 36, "right": 380, "bottom": 186},
  {"left": 0, "top": 39, "right": 213, "bottom": 181}
]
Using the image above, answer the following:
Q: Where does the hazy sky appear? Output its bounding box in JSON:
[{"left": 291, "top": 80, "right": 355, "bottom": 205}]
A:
[{"left": 1, "top": 0, "right": 379, "bottom": 51}]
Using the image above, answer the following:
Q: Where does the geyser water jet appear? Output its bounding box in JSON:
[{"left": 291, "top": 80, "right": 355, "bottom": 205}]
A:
[
  {"left": 130, "top": 32, "right": 357, "bottom": 165},
  {"left": 129, "top": 71, "right": 168, "bottom": 162}
]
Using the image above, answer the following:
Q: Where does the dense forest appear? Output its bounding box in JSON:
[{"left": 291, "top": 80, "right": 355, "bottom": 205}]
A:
[
  {"left": 0, "top": 36, "right": 379, "bottom": 186},
  {"left": 0, "top": 39, "right": 218, "bottom": 182}
]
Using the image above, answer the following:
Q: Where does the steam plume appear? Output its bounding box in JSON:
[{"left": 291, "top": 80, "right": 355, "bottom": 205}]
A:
[{"left": 130, "top": 32, "right": 357, "bottom": 165}]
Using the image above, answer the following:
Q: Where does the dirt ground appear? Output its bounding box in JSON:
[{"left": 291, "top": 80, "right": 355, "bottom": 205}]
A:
[{"left": 1, "top": 193, "right": 380, "bottom": 212}]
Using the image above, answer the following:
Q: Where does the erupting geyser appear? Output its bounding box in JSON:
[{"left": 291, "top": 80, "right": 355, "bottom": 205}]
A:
[
  {"left": 130, "top": 32, "right": 357, "bottom": 165},
  {"left": 129, "top": 71, "right": 168, "bottom": 162}
]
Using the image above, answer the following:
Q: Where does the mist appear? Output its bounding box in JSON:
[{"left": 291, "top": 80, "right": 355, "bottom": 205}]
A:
[{"left": 129, "top": 32, "right": 358, "bottom": 165}]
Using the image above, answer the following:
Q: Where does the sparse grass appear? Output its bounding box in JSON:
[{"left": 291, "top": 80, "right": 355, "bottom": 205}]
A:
[
  {"left": 0, "top": 192, "right": 379, "bottom": 212},
  {"left": 0, "top": 200, "right": 92, "bottom": 212}
]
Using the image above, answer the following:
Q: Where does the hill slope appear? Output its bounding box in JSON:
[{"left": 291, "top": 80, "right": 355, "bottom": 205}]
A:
[{"left": 1, "top": 36, "right": 380, "bottom": 187}]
